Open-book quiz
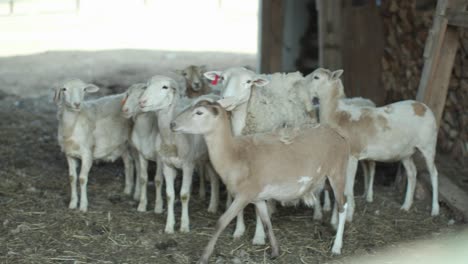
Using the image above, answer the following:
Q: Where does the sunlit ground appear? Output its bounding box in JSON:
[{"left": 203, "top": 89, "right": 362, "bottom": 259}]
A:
[{"left": 0, "top": 0, "right": 259, "bottom": 57}]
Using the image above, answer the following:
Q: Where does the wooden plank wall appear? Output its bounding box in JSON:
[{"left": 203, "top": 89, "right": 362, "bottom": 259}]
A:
[
  {"left": 259, "top": 0, "right": 284, "bottom": 74},
  {"left": 341, "top": 1, "right": 385, "bottom": 105}
]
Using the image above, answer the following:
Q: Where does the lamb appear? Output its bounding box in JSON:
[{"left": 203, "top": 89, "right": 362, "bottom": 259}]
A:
[
  {"left": 138, "top": 75, "right": 219, "bottom": 233},
  {"left": 170, "top": 100, "right": 350, "bottom": 263},
  {"left": 53, "top": 79, "right": 134, "bottom": 212},
  {"left": 204, "top": 67, "right": 318, "bottom": 245},
  {"left": 305, "top": 68, "right": 439, "bottom": 221},
  {"left": 121, "top": 83, "right": 164, "bottom": 213},
  {"left": 176, "top": 65, "right": 213, "bottom": 98}
]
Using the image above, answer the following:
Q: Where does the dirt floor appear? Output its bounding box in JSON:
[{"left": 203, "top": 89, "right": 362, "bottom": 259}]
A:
[{"left": 0, "top": 50, "right": 466, "bottom": 264}]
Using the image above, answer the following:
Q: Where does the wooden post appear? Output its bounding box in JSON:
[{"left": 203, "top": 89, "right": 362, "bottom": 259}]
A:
[
  {"left": 416, "top": 0, "right": 468, "bottom": 127},
  {"left": 9, "top": 0, "right": 14, "bottom": 15},
  {"left": 317, "top": 0, "right": 343, "bottom": 70},
  {"left": 259, "top": 0, "right": 284, "bottom": 73}
]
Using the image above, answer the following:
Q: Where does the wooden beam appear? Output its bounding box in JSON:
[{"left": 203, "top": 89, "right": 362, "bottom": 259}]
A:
[
  {"left": 317, "top": 0, "right": 343, "bottom": 70},
  {"left": 420, "top": 172, "right": 468, "bottom": 221},
  {"left": 416, "top": 0, "right": 467, "bottom": 127},
  {"left": 259, "top": 0, "right": 284, "bottom": 73},
  {"left": 446, "top": 9, "right": 468, "bottom": 27}
]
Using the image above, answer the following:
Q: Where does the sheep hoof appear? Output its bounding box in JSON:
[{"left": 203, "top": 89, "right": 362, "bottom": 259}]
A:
[
  {"left": 79, "top": 206, "right": 88, "bottom": 213},
  {"left": 400, "top": 204, "right": 410, "bottom": 211},
  {"left": 313, "top": 211, "right": 323, "bottom": 221},
  {"left": 233, "top": 229, "right": 245, "bottom": 239},
  {"left": 431, "top": 206, "right": 440, "bottom": 216},
  {"left": 366, "top": 196, "right": 373, "bottom": 203},
  {"left": 68, "top": 201, "right": 78, "bottom": 209},
  {"left": 207, "top": 206, "right": 218, "bottom": 214},
  {"left": 133, "top": 193, "right": 140, "bottom": 201},
  {"left": 123, "top": 187, "right": 132, "bottom": 196},
  {"left": 270, "top": 248, "right": 280, "bottom": 258},
  {"left": 180, "top": 226, "right": 190, "bottom": 233},
  {"left": 331, "top": 246, "right": 342, "bottom": 255},
  {"left": 164, "top": 226, "right": 175, "bottom": 234},
  {"left": 252, "top": 236, "right": 266, "bottom": 245},
  {"left": 137, "top": 203, "right": 147, "bottom": 212},
  {"left": 154, "top": 205, "right": 163, "bottom": 214}
]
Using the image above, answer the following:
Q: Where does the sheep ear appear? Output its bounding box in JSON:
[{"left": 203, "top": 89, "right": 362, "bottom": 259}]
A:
[
  {"left": 199, "top": 65, "right": 207, "bottom": 73},
  {"left": 253, "top": 76, "right": 269, "bottom": 87},
  {"left": 52, "top": 87, "right": 62, "bottom": 103},
  {"left": 84, "top": 84, "right": 99, "bottom": 93},
  {"left": 204, "top": 71, "right": 222, "bottom": 81},
  {"left": 331, "top": 70, "right": 344, "bottom": 80}
]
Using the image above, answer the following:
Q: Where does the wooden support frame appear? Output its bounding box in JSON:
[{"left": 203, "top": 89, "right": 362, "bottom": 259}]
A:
[
  {"left": 416, "top": 0, "right": 468, "bottom": 221},
  {"left": 416, "top": 0, "right": 468, "bottom": 126}
]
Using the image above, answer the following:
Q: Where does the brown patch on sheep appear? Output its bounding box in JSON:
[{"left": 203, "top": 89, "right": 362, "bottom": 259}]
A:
[
  {"left": 64, "top": 139, "right": 80, "bottom": 152},
  {"left": 325, "top": 84, "right": 377, "bottom": 155},
  {"left": 377, "top": 115, "right": 391, "bottom": 131},
  {"left": 160, "top": 144, "right": 178, "bottom": 157},
  {"left": 412, "top": 102, "right": 426, "bottom": 117},
  {"left": 79, "top": 177, "right": 85, "bottom": 185}
]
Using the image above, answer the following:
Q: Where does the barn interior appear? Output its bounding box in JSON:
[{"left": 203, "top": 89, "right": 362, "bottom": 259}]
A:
[{"left": 1, "top": 0, "right": 467, "bottom": 263}]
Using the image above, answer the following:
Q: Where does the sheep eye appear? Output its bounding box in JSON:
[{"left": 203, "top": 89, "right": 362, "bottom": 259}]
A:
[
  {"left": 314, "top": 76, "right": 319, "bottom": 80},
  {"left": 182, "top": 72, "right": 187, "bottom": 76},
  {"left": 246, "top": 80, "right": 252, "bottom": 84},
  {"left": 162, "top": 86, "right": 168, "bottom": 89},
  {"left": 61, "top": 88, "right": 67, "bottom": 91},
  {"left": 196, "top": 111, "right": 203, "bottom": 115}
]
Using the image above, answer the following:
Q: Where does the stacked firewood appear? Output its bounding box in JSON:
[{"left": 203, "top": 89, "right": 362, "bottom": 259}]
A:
[{"left": 381, "top": 0, "right": 468, "bottom": 162}]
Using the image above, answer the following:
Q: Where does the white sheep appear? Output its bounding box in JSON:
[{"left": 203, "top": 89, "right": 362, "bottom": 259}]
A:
[
  {"left": 204, "top": 67, "right": 318, "bottom": 245},
  {"left": 53, "top": 79, "right": 134, "bottom": 212},
  {"left": 138, "top": 75, "right": 219, "bottom": 233},
  {"left": 306, "top": 68, "right": 439, "bottom": 221},
  {"left": 121, "top": 83, "right": 164, "bottom": 213},
  {"left": 171, "top": 100, "right": 350, "bottom": 263}
]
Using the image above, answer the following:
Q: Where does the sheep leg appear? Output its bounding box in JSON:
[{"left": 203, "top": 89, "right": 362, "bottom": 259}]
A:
[
  {"left": 255, "top": 201, "right": 279, "bottom": 258},
  {"left": 226, "top": 193, "right": 233, "bottom": 208},
  {"left": 252, "top": 212, "right": 266, "bottom": 245},
  {"left": 267, "top": 200, "right": 277, "bottom": 215},
  {"left": 328, "top": 168, "right": 348, "bottom": 255},
  {"left": 207, "top": 164, "right": 219, "bottom": 213},
  {"left": 198, "top": 163, "right": 206, "bottom": 200},
  {"left": 400, "top": 156, "right": 416, "bottom": 212},
  {"left": 232, "top": 209, "right": 246, "bottom": 239},
  {"left": 163, "top": 164, "right": 177, "bottom": 234},
  {"left": 361, "top": 161, "right": 369, "bottom": 197},
  {"left": 78, "top": 154, "right": 92, "bottom": 212},
  {"left": 133, "top": 153, "right": 141, "bottom": 201},
  {"left": 366, "top": 161, "right": 376, "bottom": 203},
  {"left": 180, "top": 163, "right": 194, "bottom": 233},
  {"left": 419, "top": 146, "right": 439, "bottom": 216},
  {"left": 323, "top": 189, "right": 331, "bottom": 212},
  {"left": 66, "top": 156, "right": 78, "bottom": 209},
  {"left": 137, "top": 155, "right": 149, "bottom": 212},
  {"left": 199, "top": 196, "right": 249, "bottom": 264},
  {"left": 154, "top": 157, "right": 164, "bottom": 214},
  {"left": 122, "top": 150, "right": 134, "bottom": 196},
  {"left": 344, "top": 156, "right": 358, "bottom": 222},
  {"left": 313, "top": 189, "right": 323, "bottom": 220},
  {"left": 331, "top": 202, "right": 348, "bottom": 255}
]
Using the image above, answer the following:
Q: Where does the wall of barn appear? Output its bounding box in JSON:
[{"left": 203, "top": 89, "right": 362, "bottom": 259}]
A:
[{"left": 380, "top": 0, "right": 468, "bottom": 162}]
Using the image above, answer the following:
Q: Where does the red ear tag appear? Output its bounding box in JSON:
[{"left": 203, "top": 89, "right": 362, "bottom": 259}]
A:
[{"left": 211, "top": 75, "right": 220, "bottom": 85}]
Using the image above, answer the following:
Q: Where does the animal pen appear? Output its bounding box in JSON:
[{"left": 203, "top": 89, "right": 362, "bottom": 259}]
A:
[{"left": 0, "top": 0, "right": 467, "bottom": 263}]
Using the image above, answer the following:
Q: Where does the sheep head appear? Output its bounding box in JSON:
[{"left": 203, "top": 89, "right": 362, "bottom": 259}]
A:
[
  {"left": 139, "top": 75, "right": 179, "bottom": 113},
  {"left": 204, "top": 67, "right": 268, "bottom": 111},
  {"left": 53, "top": 79, "right": 99, "bottom": 111}
]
